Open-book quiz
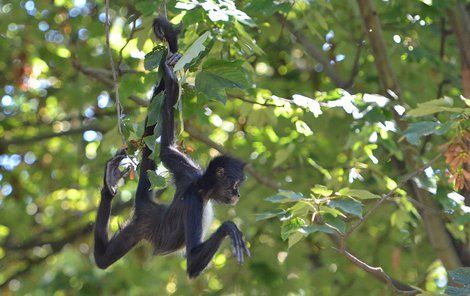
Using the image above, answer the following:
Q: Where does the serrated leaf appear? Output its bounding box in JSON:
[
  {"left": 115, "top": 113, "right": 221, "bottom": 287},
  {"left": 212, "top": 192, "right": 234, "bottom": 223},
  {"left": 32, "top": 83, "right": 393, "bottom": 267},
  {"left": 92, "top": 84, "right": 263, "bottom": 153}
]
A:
[
  {"left": 323, "top": 214, "right": 346, "bottom": 233},
  {"left": 144, "top": 46, "right": 166, "bottom": 71},
  {"left": 338, "top": 188, "right": 380, "bottom": 200},
  {"left": 195, "top": 59, "right": 251, "bottom": 103},
  {"left": 281, "top": 217, "right": 306, "bottom": 241},
  {"left": 312, "top": 185, "right": 333, "bottom": 197},
  {"left": 328, "top": 199, "right": 363, "bottom": 218},
  {"left": 174, "top": 31, "right": 211, "bottom": 71},
  {"left": 147, "top": 170, "right": 166, "bottom": 189},
  {"left": 266, "top": 191, "right": 304, "bottom": 203},
  {"left": 255, "top": 209, "right": 287, "bottom": 221}
]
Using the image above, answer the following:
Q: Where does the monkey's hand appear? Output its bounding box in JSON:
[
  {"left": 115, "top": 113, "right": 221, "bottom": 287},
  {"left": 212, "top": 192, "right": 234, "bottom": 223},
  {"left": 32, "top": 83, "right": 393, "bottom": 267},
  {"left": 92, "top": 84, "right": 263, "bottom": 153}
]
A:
[
  {"left": 104, "top": 148, "right": 130, "bottom": 197},
  {"left": 163, "top": 52, "right": 182, "bottom": 79},
  {"left": 223, "top": 221, "right": 251, "bottom": 265}
]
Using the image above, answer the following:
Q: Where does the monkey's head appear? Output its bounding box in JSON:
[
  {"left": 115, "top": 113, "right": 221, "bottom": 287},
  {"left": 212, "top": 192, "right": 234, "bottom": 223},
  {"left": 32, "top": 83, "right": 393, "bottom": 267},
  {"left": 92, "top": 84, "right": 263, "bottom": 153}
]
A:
[
  {"left": 201, "top": 155, "right": 246, "bottom": 205},
  {"left": 152, "top": 16, "right": 181, "bottom": 53}
]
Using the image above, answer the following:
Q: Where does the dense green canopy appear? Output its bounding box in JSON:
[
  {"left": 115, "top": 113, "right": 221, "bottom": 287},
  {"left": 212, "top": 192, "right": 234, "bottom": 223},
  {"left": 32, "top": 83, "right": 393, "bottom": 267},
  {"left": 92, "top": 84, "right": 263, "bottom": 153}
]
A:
[{"left": 1, "top": 0, "right": 469, "bottom": 295}]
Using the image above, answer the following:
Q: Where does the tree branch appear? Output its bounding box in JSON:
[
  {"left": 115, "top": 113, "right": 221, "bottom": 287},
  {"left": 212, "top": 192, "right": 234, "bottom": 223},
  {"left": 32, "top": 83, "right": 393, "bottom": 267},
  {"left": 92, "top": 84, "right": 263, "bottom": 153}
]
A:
[
  {"left": 0, "top": 122, "right": 112, "bottom": 147},
  {"left": 282, "top": 19, "right": 350, "bottom": 89},
  {"left": 344, "top": 153, "right": 442, "bottom": 240},
  {"left": 356, "top": 0, "right": 462, "bottom": 269},
  {"left": 184, "top": 124, "right": 281, "bottom": 190}
]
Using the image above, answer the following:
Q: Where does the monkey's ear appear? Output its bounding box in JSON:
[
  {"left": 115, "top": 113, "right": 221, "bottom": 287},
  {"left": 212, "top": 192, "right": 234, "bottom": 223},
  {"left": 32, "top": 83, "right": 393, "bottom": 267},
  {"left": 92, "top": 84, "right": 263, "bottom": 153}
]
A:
[{"left": 216, "top": 167, "right": 224, "bottom": 178}]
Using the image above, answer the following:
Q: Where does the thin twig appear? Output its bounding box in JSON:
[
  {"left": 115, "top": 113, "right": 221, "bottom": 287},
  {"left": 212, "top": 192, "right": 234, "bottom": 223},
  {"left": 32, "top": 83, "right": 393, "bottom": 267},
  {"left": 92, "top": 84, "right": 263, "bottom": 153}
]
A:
[
  {"left": 117, "top": 19, "right": 138, "bottom": 74},
  {"left": 105, "top": 0, "right": 125, "bottom": 144},
  {"left": 235, "top": 97, "right": 283, "bottom": 107},
  {"left": 343, "top": 152, "right": 442, "bottom": 240}
]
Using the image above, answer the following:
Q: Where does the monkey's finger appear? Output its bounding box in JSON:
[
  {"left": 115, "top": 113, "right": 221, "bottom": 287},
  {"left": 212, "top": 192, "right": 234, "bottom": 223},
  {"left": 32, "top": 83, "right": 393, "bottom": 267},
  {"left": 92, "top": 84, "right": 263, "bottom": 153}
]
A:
[
  {"left": 235, "top": 233, "right": 244, "bottom": 264},
  {"left": 229, "top": 229, "right": 242, "bottom": 264},
  {"left": 242, "top": 241, "right": 251, "bottom": 258},
  {"left": 238, "top": 235, "right": 250, "bottom": 258},
  {"left": 168, "top": 53, "right": 182, "bottom": 66}
]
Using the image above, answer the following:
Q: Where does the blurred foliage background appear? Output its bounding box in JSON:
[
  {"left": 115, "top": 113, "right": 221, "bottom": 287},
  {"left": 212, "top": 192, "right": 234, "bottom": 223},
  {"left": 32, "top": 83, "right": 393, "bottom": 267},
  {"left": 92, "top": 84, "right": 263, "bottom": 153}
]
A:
[{"left": 0, "top": 0, "right": 470, "bottom": 295}]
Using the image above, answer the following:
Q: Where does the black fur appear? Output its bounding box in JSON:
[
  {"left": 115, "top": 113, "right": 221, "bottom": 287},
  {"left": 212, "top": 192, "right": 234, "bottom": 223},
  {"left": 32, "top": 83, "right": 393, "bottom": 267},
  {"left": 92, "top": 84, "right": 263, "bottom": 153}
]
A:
[{"left": 93, "top": 16, "right": 249, "bottom": 277}]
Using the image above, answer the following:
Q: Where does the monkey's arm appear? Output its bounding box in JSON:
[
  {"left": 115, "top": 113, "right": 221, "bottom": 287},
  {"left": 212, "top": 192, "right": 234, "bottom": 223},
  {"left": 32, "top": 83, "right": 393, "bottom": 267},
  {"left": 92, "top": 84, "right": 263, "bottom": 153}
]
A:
[
  {"left": 94, "top": 153, "right": 142, "bottom": 269},
  {"left": 184, "top": 198, "right": 250, "bottom": 278},
  {"left": 159, "top": 55, "right": 202, "bottom": 185}
]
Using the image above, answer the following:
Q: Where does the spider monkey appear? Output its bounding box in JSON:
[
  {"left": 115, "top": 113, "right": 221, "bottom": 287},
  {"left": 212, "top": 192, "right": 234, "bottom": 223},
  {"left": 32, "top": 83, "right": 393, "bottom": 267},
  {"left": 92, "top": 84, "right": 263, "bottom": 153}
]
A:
[{"left": 94, "top": 16, "right": 250, "bottom": 278}]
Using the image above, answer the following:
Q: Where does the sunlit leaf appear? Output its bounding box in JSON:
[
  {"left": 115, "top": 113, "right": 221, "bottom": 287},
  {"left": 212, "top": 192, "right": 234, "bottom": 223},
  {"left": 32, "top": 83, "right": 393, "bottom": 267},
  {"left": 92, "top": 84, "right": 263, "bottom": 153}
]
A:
[
  {"left": 328, "top": 199, "right": 363, "bottom": 218},
  {"left": 311, "top": 185, "right": 333, "bottom": 197},
  {"left": 338, "top": 188, "right": 380, "bottom": 200},
  {"left": 174, "top": 31, "right": 211, "bottom": 71},
  {"left": 323, "top": 214, "right": 346, "bottom": 233},
  {"left": 281, "top": 217, "right": 306, "bottom": 241},
  {"left": 266, "top": 191, "right": 304, "bottom": 203}
]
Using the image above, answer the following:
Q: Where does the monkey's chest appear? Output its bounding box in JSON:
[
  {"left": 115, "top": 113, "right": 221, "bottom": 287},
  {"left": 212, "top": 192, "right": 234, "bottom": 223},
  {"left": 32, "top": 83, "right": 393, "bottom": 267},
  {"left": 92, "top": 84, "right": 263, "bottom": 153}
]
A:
[{"left": 201, "top": 201, "right": 214, "bottom": 239}]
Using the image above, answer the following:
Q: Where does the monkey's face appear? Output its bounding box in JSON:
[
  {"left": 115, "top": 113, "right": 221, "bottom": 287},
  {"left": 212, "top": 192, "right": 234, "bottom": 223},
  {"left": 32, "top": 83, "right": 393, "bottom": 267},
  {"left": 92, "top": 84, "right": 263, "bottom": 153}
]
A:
[{"left": 213, "top": 177, "right": 243, "bottom": 205}]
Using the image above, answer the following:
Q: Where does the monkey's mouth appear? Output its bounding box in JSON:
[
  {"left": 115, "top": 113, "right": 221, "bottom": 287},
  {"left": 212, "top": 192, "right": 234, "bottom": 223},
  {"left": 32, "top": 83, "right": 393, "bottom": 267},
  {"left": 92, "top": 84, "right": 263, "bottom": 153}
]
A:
[{"left": 227, "top": 196, "right": 239, "bottom": 205}]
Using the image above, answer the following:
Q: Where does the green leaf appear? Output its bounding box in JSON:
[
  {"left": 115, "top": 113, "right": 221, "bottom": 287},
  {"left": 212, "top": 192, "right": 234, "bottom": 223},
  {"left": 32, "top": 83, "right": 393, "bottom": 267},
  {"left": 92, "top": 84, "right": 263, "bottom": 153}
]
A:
[
  {"left": 407, "top": 98, "right": 464, "bottom": 117},
  {"left": 338, "top": 188, "right": 380, "bottom": 200},
  {"left": 312, "top": 185, "right": 333, "bottom": 197},
  {"left": 147, "top": 93, "right": 164, "bottom": 128},
  {"left": 255, "top": 209, "right": 287, "bottom": 221},
  {"left": 288, "top": 232, "right": 305, "bottom": 248},
  {"left": 272, "top": 144, "right": 295, "bottom": 168},
  {"left": 144, "top": 46, "right": 166, "bottom": 71},
  {"left": 147, "top": 170, "right": 167, "bottom": 189},
  {"left": 323, "top": 214, "right": 346, "bottom": 233},
  {"left": 195, "top": 59, "right": 251, "bottom": 103},
  {"left": 404, "top": 121, "right": 452, "bottom": 146},
  {"left": 281, "top": 217, "right": 306, "bottom": 241},
  {"left": 328, "top": 199, "right": 363, "bottom": 218},
  {"left": 301, "top": 225, "right": 335, "bottom": 235},
  {"left": 235, "top": 21, "right": 264, "bottom": 55},
  {"left": 136, "top": 0, "right": 159, "bottom": 16},
  {"left": 143, "top": 135, "right": 157, "bottom": 152},
  {"left": 174, "top": 31, "right": 211, "bottom": 71},
  {"left": 289, "top": 201, "right": 314, "bottom": 217},
  {"left": 266, "top": 191, "right": 304, "bottom": 203}
]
